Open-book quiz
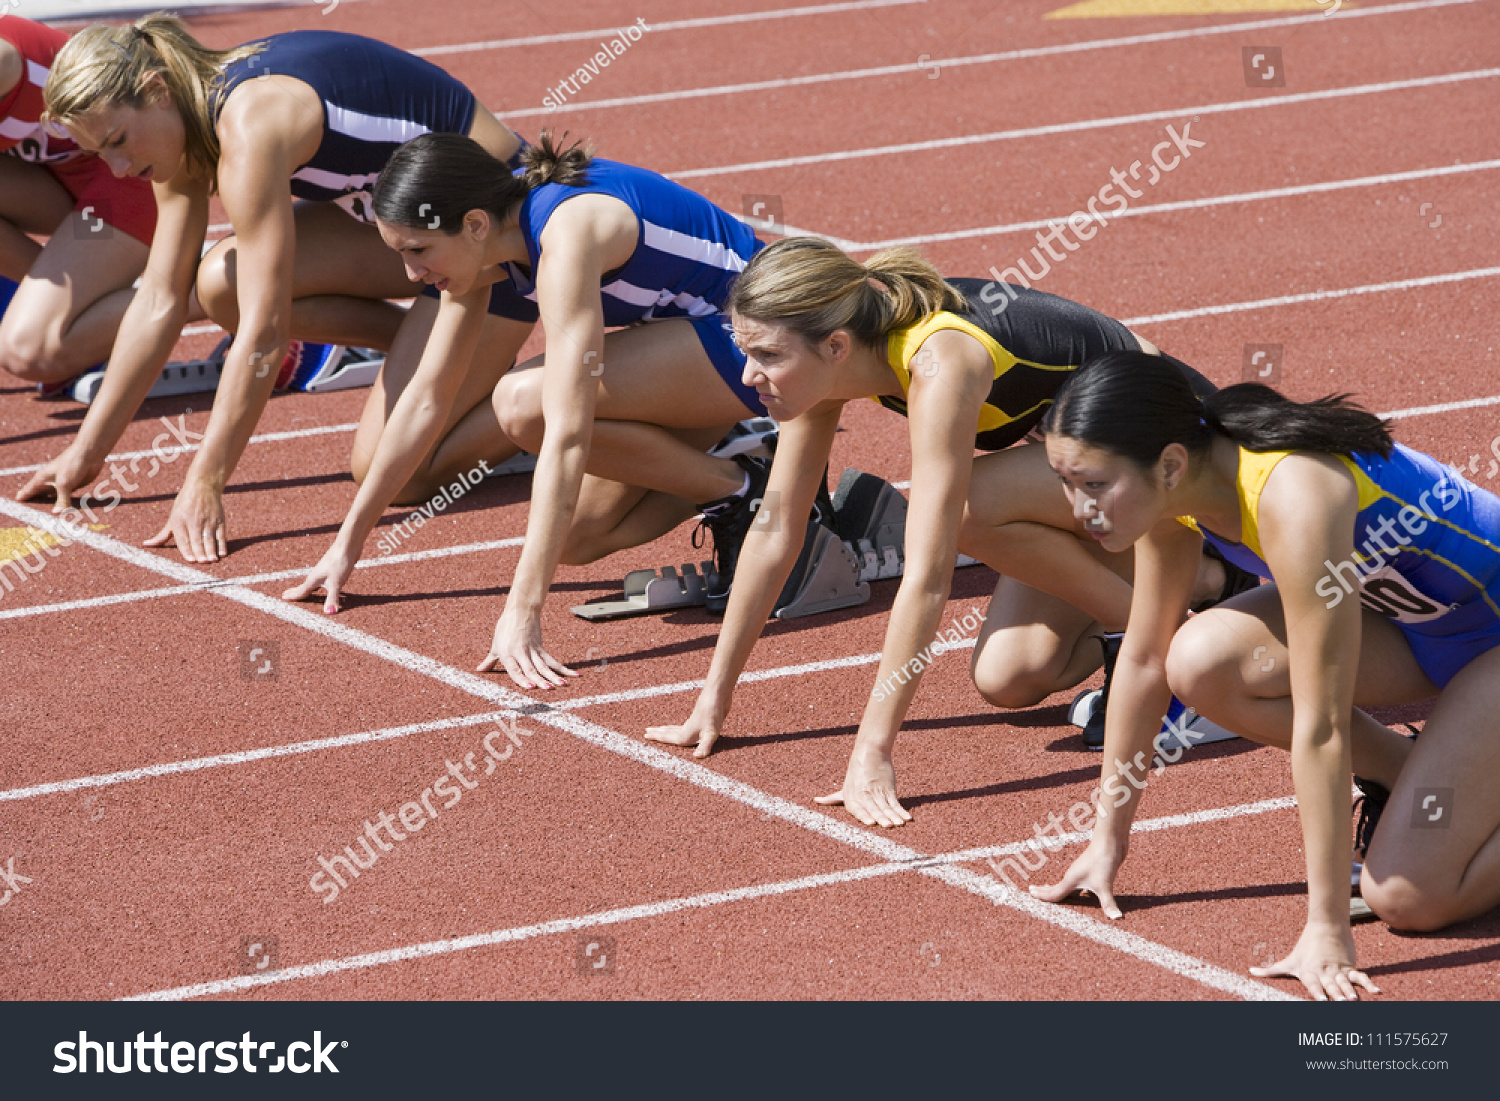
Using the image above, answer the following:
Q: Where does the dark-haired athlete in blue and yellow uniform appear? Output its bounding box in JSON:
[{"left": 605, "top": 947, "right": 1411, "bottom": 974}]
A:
[
  {"left": 646, "top": 238, "right": 1248, "bottom": 826},
  {"left": 1036, "top": 351, "right": 1500, "bottom": 1000}
]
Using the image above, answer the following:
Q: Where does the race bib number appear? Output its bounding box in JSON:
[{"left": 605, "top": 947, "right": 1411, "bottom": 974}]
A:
[{"left": 1356, "top": 564, "right": 1456, "bottom": 625}]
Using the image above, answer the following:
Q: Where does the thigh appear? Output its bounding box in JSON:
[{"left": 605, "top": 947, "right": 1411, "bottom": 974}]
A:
[
  {"left": 1172, "top": 583, "right": 1439, "bottom": 707},
  {"left": 205, "top": 202, "right": 426, "bottom": 303},
  {"left": 0, "top": 213, "right": 148, "bottom": 339},
  {"left": 352, "top": 295, "right": 536, "bottom": 466},
  {"left": 965, "top": 442, "right": 1088, "bottom": 532},
  {"left": 970, "top": 572, "right": 1107, "bottom": 692},
  {"left": 0, "top": 156, "right": 74, "bottom": 234},
  {"left": 1364, "top": 642, "right": 1500, "bottom": 910},
  {"left": 590, "top": 318, "right": 759, "bottom": 427}
]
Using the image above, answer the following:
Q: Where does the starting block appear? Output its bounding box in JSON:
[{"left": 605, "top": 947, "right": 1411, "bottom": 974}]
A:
[
  {"left": 573, "top": 467, "right": 982, "bottom": 623},
  {"left": 62, "top": 342, "right": 385, "bottom": 404},
  {"left": 571, "top": 561, "right": 713, "bottom": 621}
]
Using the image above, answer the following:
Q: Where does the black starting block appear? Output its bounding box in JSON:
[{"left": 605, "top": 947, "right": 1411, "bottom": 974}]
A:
[{"left": 571, "top": 468, "right": 980, "bottom": 623}]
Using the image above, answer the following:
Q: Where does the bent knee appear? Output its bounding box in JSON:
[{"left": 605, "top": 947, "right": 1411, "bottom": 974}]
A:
[
  {"left": 493, "top": 374, "right": 545, "bottom": 451},
  {"left": 0, "top": 326, "right": 70, "bottom": 382},
  {"left": 1164, "top": 615, "right": 1238, "bottom": 706},
  {"left": 972, "top": 666, "right": 1056, "bottom": 710},
  {"left": 1360, "top": 872, "right": 1458, "bottom": 932},
  {"left": 196, "top": 243, "right": 239, "bottom": 328}
]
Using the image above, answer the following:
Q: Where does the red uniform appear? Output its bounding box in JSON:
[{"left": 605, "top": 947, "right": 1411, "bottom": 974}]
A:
[{"left": 0, "top": 15, "right": 156, "bottom": 244}]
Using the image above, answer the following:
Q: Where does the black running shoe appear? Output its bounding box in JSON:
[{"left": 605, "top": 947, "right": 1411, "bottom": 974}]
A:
[
  {"left": 1081, "top": 632, "right": 1124, "bottom": 750},
  {"left": 696, "top": 454, "right": 772, "bottom": 615},
  {"left": 1352, "top": 775, "right": 1390, "bottom": 861}
]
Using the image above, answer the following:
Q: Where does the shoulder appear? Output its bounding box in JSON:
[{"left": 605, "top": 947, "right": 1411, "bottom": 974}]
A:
[
  {"left": 1259, "top": 451, "right": 1359, "bottom": 535},
  {"left": 216, "top": 71, "right": 323, "bottom": 162}
]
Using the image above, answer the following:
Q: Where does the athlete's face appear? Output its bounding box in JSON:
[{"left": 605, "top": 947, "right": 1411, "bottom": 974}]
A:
[
  {"left": 732, "top": 315, "right": 837, "bottom": 421},
  {"left": 378, "top": 214, "right": 487, "bottom": 295},
  {"left": 1045, "top": 436, "right": 1167, "bottom": 552},
  {"left": 67, "top": 83, "right": 187, "bottom": 184}
]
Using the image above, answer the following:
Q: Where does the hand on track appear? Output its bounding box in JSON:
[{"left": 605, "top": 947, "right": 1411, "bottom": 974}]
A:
[
  {"left": 816, "top": 749, "right": 911, "bottom": 827},
  {"left": 645, "top": 711, "right": 722, "bottom": 758},
  {"left": 476, "top": 607, "right": 578, "bottom": 689},
  {"left": 1029, "top": 839, "right": 1126, "bottom": 920},
  {"left": 1250, "top": 921, "right": 1379, "bottom": 1001},
  {"left": 16, "top": 445, "right": 101, "bottom": 514},
  {"left": 283, "top": 543, "right": 358, "bottom": 614},
  {"left": 144, "top": 481, "right": 227, "bottom": 562}
]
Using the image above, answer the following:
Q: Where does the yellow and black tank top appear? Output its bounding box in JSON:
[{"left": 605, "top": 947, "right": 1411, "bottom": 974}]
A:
[{"left": 880, "top": 278, "right": 1145, "bottom": 451}]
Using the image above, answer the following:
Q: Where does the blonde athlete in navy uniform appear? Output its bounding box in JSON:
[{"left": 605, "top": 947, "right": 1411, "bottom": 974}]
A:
[
  {"left": 35, "top": 16, "right": 525, "bottom": 561},
  {"left": 1035, "top": 352, "right": 1500, "bottom": 1000},
  {"left": 647, "top": 238, "right": 1248, "bottom": 826},
  {"left": 287, "top": 133, "right": 785, "bottom": 691}
]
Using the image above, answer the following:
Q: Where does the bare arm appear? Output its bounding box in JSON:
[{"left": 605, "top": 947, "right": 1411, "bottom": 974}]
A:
[
  {"left": 817, "top": 328, "right": 992, "bottom": 826},
  {"left": 1031, "top": 513, "right": 1201, "bottom": 915},
  {"left": 1251, "top": 454, "right": 1375, "bottom": 1001},
  {"left": 144, "top": 78, "right": 321, "bottom": 562},
  {"left": 477, "top": 194, "right": 635, "bottom": 688},
  {"left": 647, "top": 403, "right": 843, "bottom": 755},
  {"left": 17, "top": 174, "right": 209, "bottom": 510},
  {"left": 282, "top": 285, "right": 489, "bottom": 611}
]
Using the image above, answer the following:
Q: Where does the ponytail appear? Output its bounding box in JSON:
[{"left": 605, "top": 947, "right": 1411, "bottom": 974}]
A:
[
  {"left": 373, "top": 129, "right": 591, "bottom": 234},
  {"left": 1041, "top": 350, "right": 1394, "bottom": 467},
  {"left": 43, "top": 12, "right": 264, "bottom": 180},
  {"left": 728, "top": 237, "right": 965, "bottom": 348}
]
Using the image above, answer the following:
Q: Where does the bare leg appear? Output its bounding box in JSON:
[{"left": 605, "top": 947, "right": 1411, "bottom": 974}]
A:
[
  {"left": 0, "top": 159, "right": 150, "bottom": 382},
  {"left": 349, "top": 294, "right": 536, "bottom": 503},
  {"left": 1361, "top": 644, "right": 1500, "bottom": 930},
  {"left": 197, "top": 202, "right": 423, "bottom": 351},
  {"left": 1165, "top": 584, "right": 1427, "bottom": 780}
]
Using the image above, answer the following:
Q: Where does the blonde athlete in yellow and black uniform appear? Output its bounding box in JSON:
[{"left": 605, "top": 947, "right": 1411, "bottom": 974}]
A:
[{"left": 646, "top": 238, "right": 1243, "bottom": 827}]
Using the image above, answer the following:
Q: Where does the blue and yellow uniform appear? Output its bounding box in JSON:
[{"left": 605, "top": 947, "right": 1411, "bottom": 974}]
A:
[
  {"left": 882, "top": 279, "right": 1214, "bottom": 450},
  {"left": 1181, "top": 445, "right": 1500, "bottom": 687}
]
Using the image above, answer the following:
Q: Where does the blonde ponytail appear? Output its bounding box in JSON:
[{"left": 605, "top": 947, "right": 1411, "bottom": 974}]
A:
[{"left": 728, "top": 237, "right": 963, "bottom": 348}]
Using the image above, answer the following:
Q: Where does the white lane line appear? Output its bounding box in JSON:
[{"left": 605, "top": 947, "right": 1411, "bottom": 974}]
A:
[
  {"left": 498, "top": 0, "right": 1480, "bottom": 119},
  {"left": 557, "top": 636, "right": 977, "bottom": 712},
  {"left": 126, "top": 796, "right": 1299, "bottom": 1002},
  {"left": 669, "top": 67, "right": 1500, "bottom": 180},
  {"left": 0, "top": 496, "right": 1282, "bottom": 1002},
  {"left": 1380, "top": 394, "right": 1500, "bottom": 420},
  {"left": 851, "top": 159, "right": 1500, "bottom": 251},
  {"left": 0, "top": 713, "right": 513, "bottom": 804},
  {"left": 0, "top": 422, "right": 361, "bottom": 480},
  {"left": 0, "top": 537, "right": 527, "bottom": 622},
  {"left": 1123, "top": 265, "right": 1500, "bottom": 327},
  {"left": 413, "top": 0, "right": 927, "bottom": 57}
]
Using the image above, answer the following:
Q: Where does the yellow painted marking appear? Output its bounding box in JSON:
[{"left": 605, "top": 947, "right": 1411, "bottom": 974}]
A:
[
  {"left": 1048, "top": 0, "right": 1347, "bottom": 17},
  {"left": 0, "top": 524, "right": 104, "bottom": 565}
]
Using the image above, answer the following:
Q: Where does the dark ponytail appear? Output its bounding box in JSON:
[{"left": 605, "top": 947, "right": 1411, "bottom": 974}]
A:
[
  {"left": 372, "top": 129, "right": 592, "bottom": 234},
  {"left": 1041, "top": 350, "right": 1394, "bottom": 466}
]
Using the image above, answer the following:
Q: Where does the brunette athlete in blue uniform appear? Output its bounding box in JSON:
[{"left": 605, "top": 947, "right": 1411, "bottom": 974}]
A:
[
  {"left": 286, "top": 133, "right": 782, "bottom": 691},
  {"left": 1036, "top": 352, "right": 1500, "bottom": 1000},
  {"left": 36, "top": 16, "right": 524, "bottom": 562}
]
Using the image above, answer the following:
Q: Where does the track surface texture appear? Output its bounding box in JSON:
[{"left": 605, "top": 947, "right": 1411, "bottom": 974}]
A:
[{"left": 2, "top": 0, "right": 1498, "bottom": 1003}]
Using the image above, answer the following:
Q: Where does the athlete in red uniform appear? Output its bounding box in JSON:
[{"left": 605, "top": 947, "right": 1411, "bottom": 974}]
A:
[{"left": 0, "top": 15, "right": 156, "bottom": 386}]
